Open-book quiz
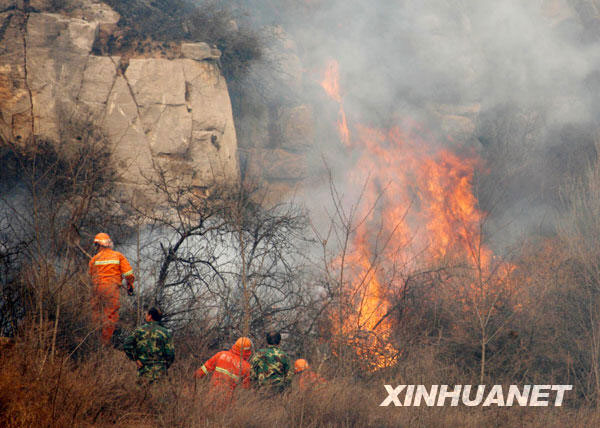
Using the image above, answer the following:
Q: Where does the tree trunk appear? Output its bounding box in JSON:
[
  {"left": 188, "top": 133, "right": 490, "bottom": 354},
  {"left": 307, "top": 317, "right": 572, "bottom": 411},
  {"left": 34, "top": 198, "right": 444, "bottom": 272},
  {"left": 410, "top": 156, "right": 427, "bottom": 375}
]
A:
[
  {"left": 239, "top": 226, "right": 250, "bottom": 337},
  {"left": 480, "top": 334, "right": 486, "bottom": 384}
]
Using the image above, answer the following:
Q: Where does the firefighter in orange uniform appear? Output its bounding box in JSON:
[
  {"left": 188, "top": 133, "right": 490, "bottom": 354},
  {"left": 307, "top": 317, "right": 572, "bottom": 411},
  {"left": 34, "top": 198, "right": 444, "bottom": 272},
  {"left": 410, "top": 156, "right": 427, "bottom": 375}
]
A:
[
  {"left": 89, "top": 233, "right": 135, "bottom": 345},
  {"left": 194, "top": 337, "right": 253, "bottom": 405},
  {"left": 294, "top": 359, "right": 326, "bottom": 392}
]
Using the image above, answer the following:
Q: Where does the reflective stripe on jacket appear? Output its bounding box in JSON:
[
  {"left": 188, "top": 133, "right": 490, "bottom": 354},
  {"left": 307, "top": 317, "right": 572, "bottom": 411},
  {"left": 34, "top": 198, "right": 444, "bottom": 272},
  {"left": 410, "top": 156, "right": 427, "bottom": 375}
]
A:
[
  {"left": 89, "top": 248, "right": 135, "bottom": 290},
  {"left": 195, "top": 349, "right": 251, "bottom": 391}
]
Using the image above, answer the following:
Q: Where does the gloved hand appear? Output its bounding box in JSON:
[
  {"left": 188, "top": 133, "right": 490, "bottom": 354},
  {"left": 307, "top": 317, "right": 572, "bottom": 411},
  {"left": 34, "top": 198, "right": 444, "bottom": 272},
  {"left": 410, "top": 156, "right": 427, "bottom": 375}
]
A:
[{"left": 127, "top": 287, "right": 134, "bottom": 296}]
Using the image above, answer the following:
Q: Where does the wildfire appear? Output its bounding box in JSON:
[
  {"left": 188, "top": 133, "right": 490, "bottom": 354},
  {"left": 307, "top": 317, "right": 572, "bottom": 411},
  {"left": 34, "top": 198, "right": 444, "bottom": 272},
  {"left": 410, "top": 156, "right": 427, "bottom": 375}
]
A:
[
  {"left": 321, "top": 59, "right": 498, "bottom": 368},
  {"left": 321, "top": 60, "right": 350, "bottom": 147}
]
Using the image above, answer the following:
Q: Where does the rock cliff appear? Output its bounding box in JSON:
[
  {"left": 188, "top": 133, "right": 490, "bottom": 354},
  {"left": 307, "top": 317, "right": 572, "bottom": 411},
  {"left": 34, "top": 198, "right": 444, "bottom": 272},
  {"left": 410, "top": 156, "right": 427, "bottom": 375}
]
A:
[{"left": 0, "top": 1, "right": 239, "bottom": 191}]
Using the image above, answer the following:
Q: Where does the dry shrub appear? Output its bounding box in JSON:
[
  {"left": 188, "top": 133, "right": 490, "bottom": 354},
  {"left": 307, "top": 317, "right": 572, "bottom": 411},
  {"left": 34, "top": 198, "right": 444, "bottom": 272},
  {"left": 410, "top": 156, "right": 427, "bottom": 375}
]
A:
[
  {"left": 1, "top": 334, "right": 599, "bottom": 428},
  {"left": 201, "top": 379, "right": 599, "bottom": 428},
  {"left": 98, "top": 0, "right": 262, "bottom": 82},
  {"left": 0, "top": 342, "right": 142, "bottom": 427}
]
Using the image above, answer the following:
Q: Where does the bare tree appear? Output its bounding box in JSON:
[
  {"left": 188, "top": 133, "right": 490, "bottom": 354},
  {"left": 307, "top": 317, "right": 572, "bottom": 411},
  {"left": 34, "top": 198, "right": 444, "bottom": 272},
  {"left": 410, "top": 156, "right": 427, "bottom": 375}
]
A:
[
  {"left": 130, "top": 165, "right": 311, "bottom": 351},
  {"left": 557, "top": 139, "right": 600, "bottom": 405},
  {"left": 223, "top": 181, "right": 309, "bottom": 337},
  {"left": 309, "top": 169, "right": 415, "bottom": 373},
  {"left": 0, "top": 117, "right": 122, "bottom": 362}
]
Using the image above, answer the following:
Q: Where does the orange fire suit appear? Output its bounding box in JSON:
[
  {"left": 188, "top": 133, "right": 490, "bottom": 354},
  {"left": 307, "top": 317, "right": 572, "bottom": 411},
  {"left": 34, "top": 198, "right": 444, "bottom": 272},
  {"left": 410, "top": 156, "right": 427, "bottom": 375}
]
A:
[
  {"left": 194, "top": 344, "right": 251, "bottom": 405},
  {"left": 89, "top": 248, "right": 134, "bottom": 344},
  {"left": 296, "top": 369, "right": 326, "bottom": 392}
]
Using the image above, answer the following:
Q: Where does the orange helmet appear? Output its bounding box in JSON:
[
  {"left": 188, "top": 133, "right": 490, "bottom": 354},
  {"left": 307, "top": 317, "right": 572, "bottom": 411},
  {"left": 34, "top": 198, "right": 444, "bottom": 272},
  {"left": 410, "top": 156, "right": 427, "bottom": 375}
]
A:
[
  {"left": 94, "top": 233, "right": 113, "bottom": 248},
  {"left": 294, "top": 358, "right": 309, "bottom": 373},
  {"left": 232, "top": 337, "right": 253, "bottom": 359}
]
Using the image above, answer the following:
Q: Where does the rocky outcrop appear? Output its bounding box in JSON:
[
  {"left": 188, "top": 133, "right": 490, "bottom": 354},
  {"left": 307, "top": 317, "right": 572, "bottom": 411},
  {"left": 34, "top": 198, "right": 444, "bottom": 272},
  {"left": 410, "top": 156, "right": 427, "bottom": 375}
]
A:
[
  {"left": 236, "top": 25, "right": 313, "bottom": 198},
  {"left": 181, "top": 42, "right": 221, "bottom": 61},
  {"left": 0, "top": 1, "right": 239, "bottom": 191}
]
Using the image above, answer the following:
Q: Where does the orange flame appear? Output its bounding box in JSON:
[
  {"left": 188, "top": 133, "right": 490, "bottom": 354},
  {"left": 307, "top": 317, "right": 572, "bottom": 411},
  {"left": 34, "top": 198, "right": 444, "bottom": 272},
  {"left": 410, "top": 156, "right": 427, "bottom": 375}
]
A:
[
  {"left": 321, "top": 60, "right": 350, "bottom": 147},
  {"left": 321, "top": 58, "right": 505, "bottom": 368},
  {"left": 320, "top": 60, "right": 342, "bottom": 103}
]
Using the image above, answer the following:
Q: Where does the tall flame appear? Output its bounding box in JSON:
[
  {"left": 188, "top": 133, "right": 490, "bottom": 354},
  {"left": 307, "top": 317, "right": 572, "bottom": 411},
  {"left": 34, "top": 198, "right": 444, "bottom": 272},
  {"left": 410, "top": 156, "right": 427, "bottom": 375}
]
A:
[
  {"left": 321, "top": 59, "right": 496, "bottom": 368},
  {"left": 321, "top": 60, "right": 350, "bottom": 147}
]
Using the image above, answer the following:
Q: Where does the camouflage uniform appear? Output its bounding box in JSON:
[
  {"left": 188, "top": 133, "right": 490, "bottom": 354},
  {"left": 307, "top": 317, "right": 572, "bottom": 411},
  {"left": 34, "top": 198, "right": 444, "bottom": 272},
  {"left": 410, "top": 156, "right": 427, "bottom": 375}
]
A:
[
  {"left": 123, "top": 321, "right": 174, "bottom": 381},
  {"left": 250, "top": 345, "right": 291, "bottom": 391}
]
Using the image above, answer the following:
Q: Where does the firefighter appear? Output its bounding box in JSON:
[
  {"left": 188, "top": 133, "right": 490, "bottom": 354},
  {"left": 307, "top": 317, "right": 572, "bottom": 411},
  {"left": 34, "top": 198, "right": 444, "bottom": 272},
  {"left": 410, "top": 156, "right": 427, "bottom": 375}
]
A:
[
  {"left": 293, "top": 359, "right": 326, "bottom": 392},
  {"left": 250, "top": 331, "right": 291, "bottom": 392},
  {"left": 123, "top": 307, "right": 174, "bottom": 382},
  {"left": 89, "top": 233, "right": 135, "bottom": 345},
  {"left": 194, "top": 337, "right": 253, "bottom": 405}
]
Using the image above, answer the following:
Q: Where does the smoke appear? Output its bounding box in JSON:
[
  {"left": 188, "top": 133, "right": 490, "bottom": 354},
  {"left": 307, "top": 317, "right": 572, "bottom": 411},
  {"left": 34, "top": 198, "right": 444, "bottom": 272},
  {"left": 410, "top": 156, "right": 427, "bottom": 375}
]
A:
[
  {"left": 228, "top": 0, "right": 600, "bottom": 247},
  {"left": 295, "top": 0, "right": 598, "bottom": 120}
]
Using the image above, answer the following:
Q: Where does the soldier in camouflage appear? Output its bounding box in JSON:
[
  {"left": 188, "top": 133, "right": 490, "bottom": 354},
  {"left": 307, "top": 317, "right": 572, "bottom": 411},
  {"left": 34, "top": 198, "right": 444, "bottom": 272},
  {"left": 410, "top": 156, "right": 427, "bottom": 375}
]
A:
[
  {"left": 250, "top": 331, "right": 291, "bottom": 392},
  {"left": 123, "top": 307, "right": 174, "bottom": 382}
]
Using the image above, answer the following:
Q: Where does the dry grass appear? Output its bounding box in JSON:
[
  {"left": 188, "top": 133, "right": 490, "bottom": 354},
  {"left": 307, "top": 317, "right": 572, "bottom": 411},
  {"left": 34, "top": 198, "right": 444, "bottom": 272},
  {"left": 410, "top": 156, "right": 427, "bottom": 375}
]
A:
[{"left": 1, "top": 335, "right": 598, "bottom": 428}]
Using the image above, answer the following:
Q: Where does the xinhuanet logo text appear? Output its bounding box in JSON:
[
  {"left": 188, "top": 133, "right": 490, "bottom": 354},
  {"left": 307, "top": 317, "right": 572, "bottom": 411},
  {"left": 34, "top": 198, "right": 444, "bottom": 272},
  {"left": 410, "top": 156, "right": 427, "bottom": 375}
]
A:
[{"left": 380, "top": 385, "right": 573, "bottom": 407}]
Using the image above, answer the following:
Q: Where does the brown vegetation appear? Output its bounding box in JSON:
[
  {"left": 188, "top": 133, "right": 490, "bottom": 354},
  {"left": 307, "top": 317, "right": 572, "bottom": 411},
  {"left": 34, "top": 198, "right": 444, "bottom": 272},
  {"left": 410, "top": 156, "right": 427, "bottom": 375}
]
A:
[
  {"left": 1, "top": 334, "right": 599, "bottom": 427},
  {"left": 3, "top": 122, "right": 600, "bottom": 425},
  {"left": 94, "top": 0, "right": 262, "bottom": 82}
]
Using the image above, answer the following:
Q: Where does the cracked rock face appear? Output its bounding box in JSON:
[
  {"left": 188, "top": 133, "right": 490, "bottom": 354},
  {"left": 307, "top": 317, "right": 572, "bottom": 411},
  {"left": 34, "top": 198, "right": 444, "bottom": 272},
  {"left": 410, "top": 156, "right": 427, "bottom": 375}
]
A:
[{"left": 0, "top": 4, "right": 239, "bottom": 191}]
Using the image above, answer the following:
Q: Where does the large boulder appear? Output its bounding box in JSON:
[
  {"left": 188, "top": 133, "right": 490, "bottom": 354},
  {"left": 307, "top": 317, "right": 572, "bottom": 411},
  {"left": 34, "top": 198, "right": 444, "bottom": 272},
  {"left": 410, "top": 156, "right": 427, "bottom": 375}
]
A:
[
  {"left": 181, "top": 42, "right": 221, "bottom": 61},
  {"left": 0, "top": 4, "right": 239, "bottom": 192}
]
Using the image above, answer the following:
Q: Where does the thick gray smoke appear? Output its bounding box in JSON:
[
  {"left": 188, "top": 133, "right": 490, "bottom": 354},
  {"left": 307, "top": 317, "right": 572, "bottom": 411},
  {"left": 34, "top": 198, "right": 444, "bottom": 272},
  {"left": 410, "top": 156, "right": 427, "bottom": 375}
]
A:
[
  {"left": 299, "top": 0, "right": 598, "bottom": 121},
  {"left": 233, "top": 0, "right": 600, "bottom": 247}
]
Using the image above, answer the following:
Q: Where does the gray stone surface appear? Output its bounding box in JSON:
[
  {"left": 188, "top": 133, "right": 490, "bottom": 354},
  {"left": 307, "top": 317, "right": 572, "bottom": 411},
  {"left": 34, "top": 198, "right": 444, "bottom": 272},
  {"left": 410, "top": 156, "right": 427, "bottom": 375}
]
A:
[
  {"left": 22, "top": 12, "right": 100, "bottom": 141},
  {"left": 248, "top": 148, "right": 307, "bottom": 181},
  {"left": 103, "top": 75, "right": 138, "bottom": 141},
  {"left": 181, "top": 42, "right": 221, "bottom": 61},
  {"left": 148, "top": 104, "right": 192, "bottom": 157},
  {"left": 183, "top": 59, "right": 238, "bottom": 182},
  {"left": 276, "top": 105, "right": 314, "bottom": 152},
  {"left": 78, "top": 55, "right": 117, "bottom": 105},
  {"left": 0, "top": 6, "right": 239, "bottom": 190},
  {"left": 26, "top": 13, "right": 96, "bottom": 53},
  {"left": 0, "top": 11, "right": 30, "bottom": 141},
  {"left": 126, "top": 59, "right": 186, "bottom": 107}
]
